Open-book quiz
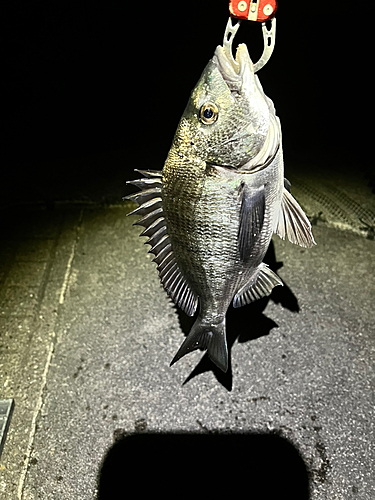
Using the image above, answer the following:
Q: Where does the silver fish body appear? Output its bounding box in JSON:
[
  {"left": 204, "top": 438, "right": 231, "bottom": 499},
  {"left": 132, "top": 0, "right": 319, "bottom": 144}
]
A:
[{"left": 127, "top": 36, "right": 315, "bottom": 372}]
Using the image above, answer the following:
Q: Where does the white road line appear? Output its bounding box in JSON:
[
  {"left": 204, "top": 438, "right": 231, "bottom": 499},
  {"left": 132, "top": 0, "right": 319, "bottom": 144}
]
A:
[
  {"left": 59, "top": 209, "right": 83, "bottom": 305},
  {"left": 17, "top": 209, "right": 83, "bottom": 498},
  {"left": 17, "top": 341, "right": 54, "bottom": 500}
]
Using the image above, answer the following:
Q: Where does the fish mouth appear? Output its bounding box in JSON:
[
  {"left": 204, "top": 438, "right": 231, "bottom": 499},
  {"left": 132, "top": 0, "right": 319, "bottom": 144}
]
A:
[{"left": 213, "top": 43, "right": 252, "bottom": 89}]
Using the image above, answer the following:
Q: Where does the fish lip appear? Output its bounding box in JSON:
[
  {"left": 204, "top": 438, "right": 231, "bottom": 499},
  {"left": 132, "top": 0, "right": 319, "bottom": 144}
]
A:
[{"left": 213, "top": 43, "right": 251, "bottom": 86}]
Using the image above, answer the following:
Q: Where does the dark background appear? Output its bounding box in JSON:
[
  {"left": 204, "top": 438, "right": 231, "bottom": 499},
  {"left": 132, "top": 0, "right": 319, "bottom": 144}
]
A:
[{"left": 2, "top": 0, "right": 365, "bottom": 206}]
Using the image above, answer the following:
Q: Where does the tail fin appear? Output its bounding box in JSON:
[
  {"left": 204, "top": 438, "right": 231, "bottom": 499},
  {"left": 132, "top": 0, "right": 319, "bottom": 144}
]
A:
[{"left": 170, "top": 316, "right": 228, "bottom": 372}]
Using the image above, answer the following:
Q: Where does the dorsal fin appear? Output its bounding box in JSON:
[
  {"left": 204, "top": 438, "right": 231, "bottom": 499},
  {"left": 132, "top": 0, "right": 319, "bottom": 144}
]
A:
[
  {"left": 127, "top": 177, "right": 162, "bottom": 191},
  {"left": 134, "top": 169, "right": 162, "bottom": 178},
  {"left": 126, "top": 169, "right": 198, "bottom": 316},
  {"left": 275, "top": 187, "right": 316, "bottom": 248},
  {"left": 233, "top": 263, "right": 282, "bottom": 308},
  {"left": 124, "top": 187, "right": 161, "bottom": 205}
]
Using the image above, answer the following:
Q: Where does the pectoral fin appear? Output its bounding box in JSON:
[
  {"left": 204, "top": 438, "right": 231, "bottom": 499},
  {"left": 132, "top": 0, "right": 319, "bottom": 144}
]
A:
[
  {"left": 275, "top": 187, "right": 316, "bottom": 248},
  {"left": 238, "top": 184, "right": 265, "bottom": 262}
]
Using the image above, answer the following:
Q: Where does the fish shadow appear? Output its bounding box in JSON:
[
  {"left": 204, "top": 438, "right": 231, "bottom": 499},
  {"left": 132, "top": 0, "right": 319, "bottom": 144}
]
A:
[
  {"left": 176, "top": 241, "right": 299, "bottom": 390},
  {"left": 97, "top": 431, "right": 310, "bottom": 500}
]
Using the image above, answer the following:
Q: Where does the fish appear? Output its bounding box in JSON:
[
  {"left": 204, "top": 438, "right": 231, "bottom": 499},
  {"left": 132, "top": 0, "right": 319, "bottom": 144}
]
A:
[{"left": 125, "top": 20, "right": 315, "bottom": 372}]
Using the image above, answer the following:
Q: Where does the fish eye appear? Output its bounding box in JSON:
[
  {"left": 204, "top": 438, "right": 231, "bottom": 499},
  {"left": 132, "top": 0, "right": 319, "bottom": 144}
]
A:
[{"left": 199, "top": 102, "right": 218, "bottom": 125}]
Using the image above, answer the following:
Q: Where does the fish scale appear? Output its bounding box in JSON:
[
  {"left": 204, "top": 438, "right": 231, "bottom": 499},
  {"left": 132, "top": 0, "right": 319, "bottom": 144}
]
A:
[{"left": 165, "top": 162, "right": 238, "bottom": 298}]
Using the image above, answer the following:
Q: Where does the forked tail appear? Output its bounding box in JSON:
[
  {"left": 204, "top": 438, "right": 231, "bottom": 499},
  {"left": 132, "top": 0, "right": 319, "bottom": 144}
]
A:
[{"left": 170, "top": 316, "right": 228, "bottom": 372}]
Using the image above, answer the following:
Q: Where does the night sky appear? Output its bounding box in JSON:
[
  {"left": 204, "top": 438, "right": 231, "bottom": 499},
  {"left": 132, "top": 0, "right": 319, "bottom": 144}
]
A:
[{"left": 2, "top": 1, "right": 365, "bottom": 201}]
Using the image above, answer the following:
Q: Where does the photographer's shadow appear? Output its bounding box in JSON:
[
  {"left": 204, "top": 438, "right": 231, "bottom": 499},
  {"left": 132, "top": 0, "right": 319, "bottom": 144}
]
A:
[{"left": 97, "top": 431, "right": 310, "bottom": 499}]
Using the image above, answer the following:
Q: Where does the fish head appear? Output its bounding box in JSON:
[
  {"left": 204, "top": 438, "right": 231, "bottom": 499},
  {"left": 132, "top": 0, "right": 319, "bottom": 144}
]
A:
[{"left": 174, "top": 42, "right": 277, "bottom": 169}]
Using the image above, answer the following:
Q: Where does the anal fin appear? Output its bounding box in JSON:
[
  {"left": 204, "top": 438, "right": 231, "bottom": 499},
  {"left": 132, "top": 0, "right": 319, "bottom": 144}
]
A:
[
  {"left": 233, "top": 263, "right": 283, "bottom": 308},
  {"left": 275, "top": 187, "right": 316, "bottom": 248}
]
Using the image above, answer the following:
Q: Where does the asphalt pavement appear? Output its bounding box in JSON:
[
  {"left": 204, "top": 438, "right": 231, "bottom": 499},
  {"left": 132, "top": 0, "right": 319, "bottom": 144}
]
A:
[{"left": 0, "top": 162, "right": 374, "bottom": 499}]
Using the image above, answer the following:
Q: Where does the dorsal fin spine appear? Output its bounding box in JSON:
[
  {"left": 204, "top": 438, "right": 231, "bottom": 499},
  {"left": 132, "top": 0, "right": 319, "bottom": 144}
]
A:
[{"left": 127, "top": 169, "right": 198, "bottom": 317}]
